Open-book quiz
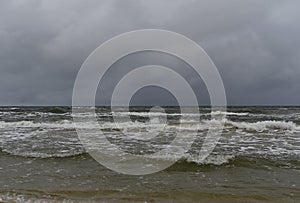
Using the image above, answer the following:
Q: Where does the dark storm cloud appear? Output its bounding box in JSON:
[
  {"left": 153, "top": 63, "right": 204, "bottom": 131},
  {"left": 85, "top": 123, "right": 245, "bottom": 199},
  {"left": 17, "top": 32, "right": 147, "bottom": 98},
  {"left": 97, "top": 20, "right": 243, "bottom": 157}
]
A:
[{"left": 0, "top": 0, "right": 299, "bottom": 105}]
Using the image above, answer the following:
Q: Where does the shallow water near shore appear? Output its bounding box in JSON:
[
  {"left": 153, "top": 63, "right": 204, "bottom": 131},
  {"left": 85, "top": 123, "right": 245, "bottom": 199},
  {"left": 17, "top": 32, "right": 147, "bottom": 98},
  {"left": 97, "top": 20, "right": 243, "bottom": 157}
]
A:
[{"left": 0, "top": 106, "right": 299, "bottom": 202}]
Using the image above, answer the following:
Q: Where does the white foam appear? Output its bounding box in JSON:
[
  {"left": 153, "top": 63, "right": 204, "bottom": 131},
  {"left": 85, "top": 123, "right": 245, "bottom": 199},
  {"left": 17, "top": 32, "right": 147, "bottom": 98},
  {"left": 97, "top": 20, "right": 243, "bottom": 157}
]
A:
[
  {"left": 1, "top": 118, "right": 299, "bottom": 133},
  {"left": 208, "top": 111, "right": 248, "bottom": 116},
  {"left": 114, "top": 111, "right": 248, "bottom": 117},
  {"left": 146, "top": 153, "right": 234, "bottom": 165},
  {"left": 228, "top": 120, "right": 298, "bottom": 131},
  {"left": 1, "top": 117, "right": 299, "bottom": 161},
  {"left": 0, "top": 193, "right": 27, "bottom": 203},
  {"left": 0, "top": 192, "right": 66, "bottom": 203},
  {"left": 187, "top": 154, "right": 235, "bottom": 165},
  {"left": 1, "top": 148, "right": 84, "bottom": 158}
]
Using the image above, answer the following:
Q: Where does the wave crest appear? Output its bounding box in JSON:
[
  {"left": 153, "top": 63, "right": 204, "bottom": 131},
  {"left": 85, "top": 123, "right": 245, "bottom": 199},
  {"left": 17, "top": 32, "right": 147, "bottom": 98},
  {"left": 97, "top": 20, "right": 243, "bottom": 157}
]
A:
[{"left": 227, "top": 120, "right": 299, "bottom": 131}]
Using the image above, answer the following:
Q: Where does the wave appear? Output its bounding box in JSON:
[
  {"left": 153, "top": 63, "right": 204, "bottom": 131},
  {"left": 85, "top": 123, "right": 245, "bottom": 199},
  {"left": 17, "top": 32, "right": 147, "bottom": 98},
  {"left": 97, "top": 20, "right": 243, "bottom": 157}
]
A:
[
  {"left": 226, "top": 120, "right": 299, "bottom": 131},
  {"left": 189, "top": 119, "right": 300, "bottom": 132},
  {"left": 1, "top": 118, "right": 299, "bottom": 132},
  {"left": 1, "top": 148, "right": 297, "bottom": 170},
  {"left": 113, "top": 111, "right": 248, "bottom": 117},
  {"left": 0, "top": 193, "right": 29, "bottom": 203},
  {"left": 208, "top": 111, "right": 248, "bottom": 116},
  {"left": 174, "top": 155, "right": 300, "bottom": 170},
  {"left": 0, "top": 148, "right": 86, "bottom": 159},
  {"left": 150, "top": 154, "right": 235, "bottom": 166},
  {"left": 0, "top": 148, "right": 236, "bottom": 165},
  {"left": 0, "top": 120, "right": 75, "bottom": 129},
  {"left": 0, "top": 192, "right": 69, "bottom": 203}
]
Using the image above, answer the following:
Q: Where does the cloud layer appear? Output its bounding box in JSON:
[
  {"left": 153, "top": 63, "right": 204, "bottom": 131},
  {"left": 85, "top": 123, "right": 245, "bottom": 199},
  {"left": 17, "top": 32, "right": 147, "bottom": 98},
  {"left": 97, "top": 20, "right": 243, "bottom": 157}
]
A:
[{"left": 0, "top": 0, "right": 299, "bottom": 105}]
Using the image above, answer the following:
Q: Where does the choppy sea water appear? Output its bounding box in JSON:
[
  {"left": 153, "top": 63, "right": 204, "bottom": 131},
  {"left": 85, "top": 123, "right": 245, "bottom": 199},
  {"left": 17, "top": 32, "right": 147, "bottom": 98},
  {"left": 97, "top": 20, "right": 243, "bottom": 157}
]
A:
[{"left": 0, "top": 106, "right": 299, "bottom": 202}]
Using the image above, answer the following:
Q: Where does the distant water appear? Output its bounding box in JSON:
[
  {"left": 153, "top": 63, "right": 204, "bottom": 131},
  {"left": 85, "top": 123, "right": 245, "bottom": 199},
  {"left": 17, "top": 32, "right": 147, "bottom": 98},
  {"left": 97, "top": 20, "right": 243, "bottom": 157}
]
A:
[{"left": 0, "top": 106, "right": 299, "bottom": 202}]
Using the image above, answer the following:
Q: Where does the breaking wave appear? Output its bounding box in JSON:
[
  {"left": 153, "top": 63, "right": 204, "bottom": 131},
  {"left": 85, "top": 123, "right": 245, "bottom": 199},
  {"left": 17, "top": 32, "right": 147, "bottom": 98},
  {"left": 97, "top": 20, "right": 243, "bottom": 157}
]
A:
[
  {"left": 224, "top": 120, "right": 300, "bottom": 131},
  {"left": 0, "top": 118, "right": 299, "bottom": 132}
]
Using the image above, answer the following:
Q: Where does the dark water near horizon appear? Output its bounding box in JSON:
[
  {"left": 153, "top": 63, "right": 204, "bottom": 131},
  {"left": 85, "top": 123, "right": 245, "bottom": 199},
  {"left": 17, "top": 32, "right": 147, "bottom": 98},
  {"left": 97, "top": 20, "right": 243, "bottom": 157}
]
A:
[{"left": 0, "top": 106, "right": 299, "bottom": 202}]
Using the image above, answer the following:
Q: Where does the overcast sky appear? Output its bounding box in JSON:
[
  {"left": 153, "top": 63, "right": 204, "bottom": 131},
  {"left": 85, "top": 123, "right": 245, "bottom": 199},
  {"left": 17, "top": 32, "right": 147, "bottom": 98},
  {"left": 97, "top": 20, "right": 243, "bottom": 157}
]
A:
[{"left": 0, "top": 0, "right": 299, "bottom": 106}]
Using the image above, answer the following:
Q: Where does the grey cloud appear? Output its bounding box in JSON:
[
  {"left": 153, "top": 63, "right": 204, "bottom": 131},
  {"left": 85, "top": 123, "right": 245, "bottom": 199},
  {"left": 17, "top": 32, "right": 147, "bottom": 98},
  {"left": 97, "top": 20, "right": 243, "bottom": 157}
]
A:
[{"left": 0, "top": 0, "right": 299, "bottom": 105}]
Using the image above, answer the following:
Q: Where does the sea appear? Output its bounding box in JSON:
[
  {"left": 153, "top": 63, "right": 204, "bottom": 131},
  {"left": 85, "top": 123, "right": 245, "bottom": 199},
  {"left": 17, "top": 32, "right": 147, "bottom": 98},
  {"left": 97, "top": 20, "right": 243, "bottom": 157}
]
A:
[{"left": 0, "top": 106, "right": 299, "bottom": 202}]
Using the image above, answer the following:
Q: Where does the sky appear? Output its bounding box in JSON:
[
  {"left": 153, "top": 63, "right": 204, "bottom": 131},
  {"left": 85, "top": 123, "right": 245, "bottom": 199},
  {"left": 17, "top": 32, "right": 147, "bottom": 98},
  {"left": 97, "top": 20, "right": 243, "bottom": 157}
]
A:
[{"left": 0, "top": 0, "right": 299, "bottom": 106}]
